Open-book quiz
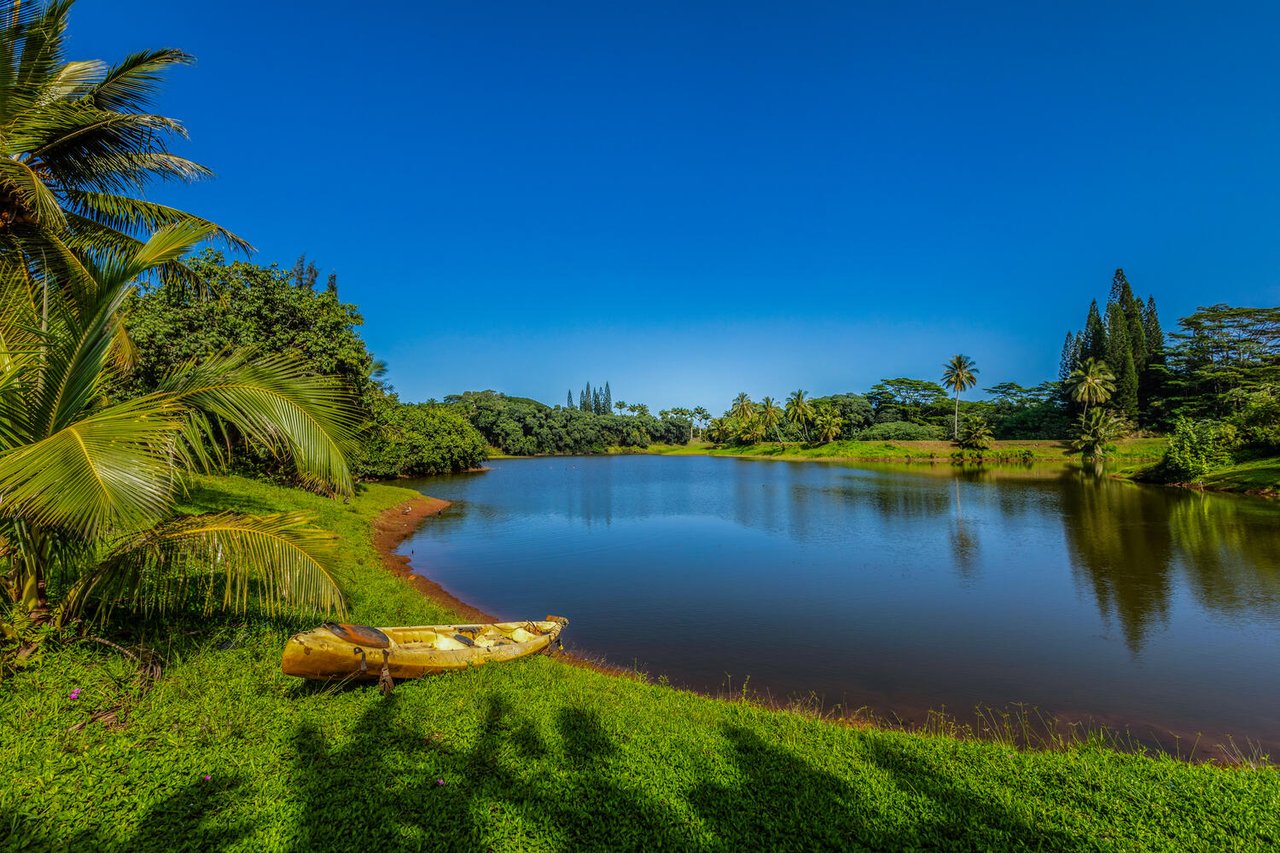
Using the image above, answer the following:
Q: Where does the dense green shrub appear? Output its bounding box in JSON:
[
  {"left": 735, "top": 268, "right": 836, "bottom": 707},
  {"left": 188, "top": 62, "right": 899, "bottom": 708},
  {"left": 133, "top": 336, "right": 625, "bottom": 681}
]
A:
[
  {"left": 354, "top": 400, "right": 487, "bottom": 478},
  {"left": 856, "top": 421, "right": 946, "bottom": 441},
  {"left": 125, "top": 251, "right": 487, "bottom": 480},
  {"left": 1162, "top": 417, "right": 1237, "bottom": 480},
  {"left": 1225, "top": 386, "right": 1280, "bottom": 449}
]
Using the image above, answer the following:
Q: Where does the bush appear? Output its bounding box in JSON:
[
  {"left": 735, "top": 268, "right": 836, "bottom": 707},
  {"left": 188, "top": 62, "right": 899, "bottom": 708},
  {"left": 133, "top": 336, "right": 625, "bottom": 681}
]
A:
[
  {"left": 1226, "top": 386, "right": 1280, "bottom": 449},
  {"left": 354, "top": 401, "right": 488, "bottom": 479},
  {"left": 954, "top": 415, "right": 994, "bottom": 451},
  {"left": 857, "top": 421, "right": 945, "bottom": 441},
  {"left": 1162, "top": 417, "right": 1237, "bottom": 481}
]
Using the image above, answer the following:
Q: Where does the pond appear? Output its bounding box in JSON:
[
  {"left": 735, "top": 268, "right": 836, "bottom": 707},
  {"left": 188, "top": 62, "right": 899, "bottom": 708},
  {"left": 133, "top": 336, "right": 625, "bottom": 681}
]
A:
[{"left": 401, "top": 455, "right": 1280, "bottom": 755}]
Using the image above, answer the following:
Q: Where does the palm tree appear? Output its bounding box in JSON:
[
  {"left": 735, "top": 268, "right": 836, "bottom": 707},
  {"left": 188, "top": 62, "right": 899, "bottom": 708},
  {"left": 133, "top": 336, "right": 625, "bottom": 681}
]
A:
[
  {"left": 692, "top": 406, "right": 711, "bottom": 440},
  {"left": 668, "top": 406, "right": 694, "bottom": 442},
  {"left": 759, "top": 396, "right": 783, "bottom": 444},
  {"left": 785, "top": 389, "right": 815, "bottom": 443},
  {"left": 614, "top": 401, "right": 627, "bottom": 414},
  {"left": 941, "top": 354, "right": 979, "bottom": 439},
  {"left": 0, "top": 225, "right": 357, "bottom": 633},
  {"left": 955, "top": 414, "right": 994, "bottom": 451},
  {"left": 738, "top": 415, "right": 766, "bottom": 444},
  {"left": 814, "top": 407, "right": 844, "bottom": 443},
  {"left": 730, "top": 393, "right": 754, "bottom": 421},
  {"left": 1066, "top": 357, "right": 1116, "bottom": 417},
  {"left": 0, "top": 1, "right": 247, "bottom": 293},
  {"left": 1071, "top": 408, "right": 1130, "bottom": 461}
]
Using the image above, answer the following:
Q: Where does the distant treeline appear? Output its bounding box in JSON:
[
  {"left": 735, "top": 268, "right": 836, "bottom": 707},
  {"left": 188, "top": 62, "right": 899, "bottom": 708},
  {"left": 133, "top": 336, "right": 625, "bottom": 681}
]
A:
[
  {"left": 705, "top": 383, "right": 1067, "bottom": 446},
  {"left": 701, "top": 268, "right": 1278, "bottom": 480},
  {"left": 124, "top": 254, "right": 1278, "bottom": 477},
  {"left": 449, "top": 391, "right": 690, "bottom": 455}
]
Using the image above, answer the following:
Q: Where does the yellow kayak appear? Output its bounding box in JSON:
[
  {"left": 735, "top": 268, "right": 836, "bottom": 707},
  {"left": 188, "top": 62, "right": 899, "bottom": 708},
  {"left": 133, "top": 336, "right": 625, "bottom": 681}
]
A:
[{"left": 280, "top": 617, "right": 568, "bottom": 682}]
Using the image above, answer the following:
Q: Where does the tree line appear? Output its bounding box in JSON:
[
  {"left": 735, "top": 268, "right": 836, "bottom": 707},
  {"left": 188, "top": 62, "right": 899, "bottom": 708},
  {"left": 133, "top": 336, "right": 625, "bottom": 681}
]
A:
[{"left": 452, "top": 391, "right": 691, "bottom": 455}]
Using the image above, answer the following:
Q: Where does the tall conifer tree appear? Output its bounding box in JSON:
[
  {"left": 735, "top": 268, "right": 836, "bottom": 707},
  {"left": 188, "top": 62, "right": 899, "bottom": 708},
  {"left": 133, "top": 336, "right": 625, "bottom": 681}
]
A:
[
  {"left": 1080, "top": 300, "right": 1108, "bottom": 363},
  {"left": 1106, "top": 302, "right": 1139, "bottom": 419},
  {"left": 1059, "top": 332, "right": 1079, "bottom": 382}
]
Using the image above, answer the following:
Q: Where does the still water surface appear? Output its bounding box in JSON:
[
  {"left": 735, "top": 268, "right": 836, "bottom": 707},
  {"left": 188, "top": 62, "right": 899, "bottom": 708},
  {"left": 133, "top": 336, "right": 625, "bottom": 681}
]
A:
[{"left": 402, "top": 456, "right": 1280, "bottom": 753}]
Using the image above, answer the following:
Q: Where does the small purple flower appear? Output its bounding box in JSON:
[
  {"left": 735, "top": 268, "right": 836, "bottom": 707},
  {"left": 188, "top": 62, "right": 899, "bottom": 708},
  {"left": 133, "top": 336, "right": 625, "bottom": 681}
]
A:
[
  {"left": 436, "top": 778, "right": 445, "bottom": 786},
  {"left": 203, "top": 774, "right": 212, "bottom": 782},
  {"left": 68, "top": 688, "right": 80, "bottom": 700}
]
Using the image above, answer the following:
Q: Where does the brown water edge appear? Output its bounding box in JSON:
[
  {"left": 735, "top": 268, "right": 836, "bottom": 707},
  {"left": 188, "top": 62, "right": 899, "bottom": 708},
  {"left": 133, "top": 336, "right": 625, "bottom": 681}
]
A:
[
  {"left": 371, "top": 496, "right": 641, "bottom": 681},
  {"left": 373, "top": 496, "right": 1268, "bottom": 766}
]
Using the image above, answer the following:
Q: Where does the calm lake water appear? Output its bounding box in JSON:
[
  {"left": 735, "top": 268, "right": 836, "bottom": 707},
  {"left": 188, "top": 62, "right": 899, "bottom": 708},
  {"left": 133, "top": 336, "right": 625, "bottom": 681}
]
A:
[{"left": 402, "top": 455, "right": 1280, "bottom": 754}]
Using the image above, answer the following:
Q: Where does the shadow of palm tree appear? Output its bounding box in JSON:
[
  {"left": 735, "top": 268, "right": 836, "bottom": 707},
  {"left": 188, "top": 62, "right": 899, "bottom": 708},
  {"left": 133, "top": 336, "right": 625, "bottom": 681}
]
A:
[
  {"left": 25, "top": 773, "right": 252, "bottom": 852},
  {"left": 284, "top": 692, "right": 700, "bottom": 851}
]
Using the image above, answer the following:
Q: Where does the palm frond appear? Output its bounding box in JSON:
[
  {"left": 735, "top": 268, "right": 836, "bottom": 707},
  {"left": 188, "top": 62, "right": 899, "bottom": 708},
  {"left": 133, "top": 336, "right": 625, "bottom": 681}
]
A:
[
  {"left": 65, "top": 191, "right": 251, "bottom": 253},
  {"left": 88, "top": 47, "right": 192, "bottom": 112},
  {"left": 0, "top": 156, "right": 66, "bottom": 229},
  {"left": 159, "top": 350, "right": 359, "bottom": 496},
  {"left": 0, "top": 394, "right": 187, "bottom": 538},
  {"left": 85, "top": 511, "right": 344, "bottom": 618},
  {"left": 39, "top": 57, "right": 104, "bottom": 102}
]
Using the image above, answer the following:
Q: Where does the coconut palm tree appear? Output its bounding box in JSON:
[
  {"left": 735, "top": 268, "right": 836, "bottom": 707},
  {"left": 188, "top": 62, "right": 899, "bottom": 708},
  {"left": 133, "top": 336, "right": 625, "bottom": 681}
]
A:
[
  {"left": 785, "top": 389, "right": 814, "bottom": 442},
  {"left": 737, "top": 415, "right": 766, "bottom": 444},
  {"left": 941, "top": 354, "right": 978, "bottom": 439},
  {"left": 1071, "top": 408, "right": 1130, "bottom": 461},
  {"left": 759, "top": 396, "right": 783, "bottom": 444},
  {"left": 1066, "top": 357, "right": 1116, "bottom": 417},
  {"left": 955, "top": 414, "right": 995, "bottom": 451},
  {"left": 814, "top": 407, "right": 844, "bottom": 443},
  {"left": 692, "top": 406, "right": 711, "bottom": 439},
  {"left": 0, "top": 225, "right": 357, "bottom": 635},
  {"left": 730, "top": 392, "right": 754, "bottom": 422},
  {"left": 0, "top": 0, "right": 247, "bottom": 294}
]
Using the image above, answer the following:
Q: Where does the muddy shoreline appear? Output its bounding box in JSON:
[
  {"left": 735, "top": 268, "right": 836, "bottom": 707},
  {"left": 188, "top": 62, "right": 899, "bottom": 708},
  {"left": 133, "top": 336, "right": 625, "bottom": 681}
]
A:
[
  {"left": 371, "top": 495, "right": 498, "bottom": 624},
  {"left": 370, "top": 494, "right": 636, "bottom": 679}
]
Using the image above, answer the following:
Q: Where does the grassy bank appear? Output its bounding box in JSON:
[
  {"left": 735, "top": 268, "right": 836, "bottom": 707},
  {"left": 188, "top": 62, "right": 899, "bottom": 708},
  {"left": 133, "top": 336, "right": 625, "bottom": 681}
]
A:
[
  {"left": 1118, "top": 454, "right": 1280, "bottom": 498},
  {"left": 1199, "top": 457, "right": 1280, "bottom": 496},
  {"left": 3, "top": 475, "right": 1276, "bottom": 851},
  {"left": 628, "top": 437, "right": 1168, "bottom": 464}
]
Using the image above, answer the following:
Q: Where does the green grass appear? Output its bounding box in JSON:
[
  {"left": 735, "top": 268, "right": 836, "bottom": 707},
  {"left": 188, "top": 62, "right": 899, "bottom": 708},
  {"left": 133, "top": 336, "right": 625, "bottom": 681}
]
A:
[
  {"left": 636, "top": 437, "right": 1168, "bottom": 464},
  {"left": 1200, "top": 456, "right": 1280, "bottom": 495},
  {"left": 2, "top": 474, "right": 1276, "bottom": 851}
]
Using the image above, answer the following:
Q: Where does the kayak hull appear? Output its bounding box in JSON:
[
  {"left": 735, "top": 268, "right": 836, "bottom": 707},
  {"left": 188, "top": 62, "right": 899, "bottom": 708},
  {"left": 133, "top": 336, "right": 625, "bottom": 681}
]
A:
[{"left": 281, "top": 618, "right": 567, "bottom": 680}]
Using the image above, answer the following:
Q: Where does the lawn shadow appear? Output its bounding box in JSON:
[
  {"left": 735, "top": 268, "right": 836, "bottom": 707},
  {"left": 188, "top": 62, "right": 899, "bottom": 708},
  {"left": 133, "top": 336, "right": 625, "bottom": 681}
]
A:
[
  {"left": 23, "top": 773, "right": 251, "bottom": 852},
  {"left": 688, "top": 725, "right": 1080, "bottom": 850},
  {"left": 283, "top": 691, "right": 701, "bottom": 851}
]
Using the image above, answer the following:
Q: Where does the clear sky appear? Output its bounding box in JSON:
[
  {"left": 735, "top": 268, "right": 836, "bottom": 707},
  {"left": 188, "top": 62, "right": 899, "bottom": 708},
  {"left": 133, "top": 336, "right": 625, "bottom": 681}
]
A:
[{"left": 71, "top": 0, "right": 1280, "bottom": 412}]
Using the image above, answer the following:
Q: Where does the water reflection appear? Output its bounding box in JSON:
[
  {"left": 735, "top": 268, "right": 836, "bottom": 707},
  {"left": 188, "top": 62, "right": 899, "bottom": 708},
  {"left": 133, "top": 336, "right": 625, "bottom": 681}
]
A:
[
  {"left": 949, "top": 478, "right": 980, "bottom": 585},
  {"left": 403, "top": 456, "right": 1280, "bottom": 751},
  {"left": 1059, "top": 476, "right": 1176, "bottom": 653}
]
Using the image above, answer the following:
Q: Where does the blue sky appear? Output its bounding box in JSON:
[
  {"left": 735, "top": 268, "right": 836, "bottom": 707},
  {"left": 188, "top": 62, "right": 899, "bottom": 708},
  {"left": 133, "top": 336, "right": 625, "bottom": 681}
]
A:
[{"left": 72, "top": 1, "right": 1280, "bottom": 411}]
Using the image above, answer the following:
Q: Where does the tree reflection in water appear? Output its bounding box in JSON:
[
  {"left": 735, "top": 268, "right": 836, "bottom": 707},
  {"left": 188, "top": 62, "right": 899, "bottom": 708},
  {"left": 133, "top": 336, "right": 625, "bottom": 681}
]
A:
[{"left": 1060, "top": 467, "right": 1280, "bottom": 653}]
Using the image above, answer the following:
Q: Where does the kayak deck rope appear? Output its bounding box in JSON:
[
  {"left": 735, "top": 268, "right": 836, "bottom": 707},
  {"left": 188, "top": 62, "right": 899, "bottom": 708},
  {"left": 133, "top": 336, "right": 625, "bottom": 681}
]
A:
[{"left": 378, "top": 650, "right": 394, "bottom": 696}]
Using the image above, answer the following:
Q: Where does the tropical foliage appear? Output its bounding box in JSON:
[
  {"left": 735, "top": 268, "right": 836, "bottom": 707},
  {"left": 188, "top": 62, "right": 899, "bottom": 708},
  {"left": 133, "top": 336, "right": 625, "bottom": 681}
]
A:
[
  {"left": 0, "top": 227, "right": 358, "bottom": 645},
  {"left": 954, "top": 415, "right": 994, "bottom": 451},
  {"left": 941, "top": 354, "right": 978, "bottom": 438},
  {"left": 1065, "top": 358, "right": 1116, "bottom": 417},
  {"left": 1161, "top": 417, "right": 1238, "bottom": 481},
  {"left": 122, "top": 251, "right": 487, "bottom": 479},
  {"left": 452, "top": 391, "right": 689, "bottom": 455},
  {"left": 0, "top": 0, "right": 247, "bottom": 291},
  {"left": 1070, "top": 409, "right": 1131, "bottom": 461}
]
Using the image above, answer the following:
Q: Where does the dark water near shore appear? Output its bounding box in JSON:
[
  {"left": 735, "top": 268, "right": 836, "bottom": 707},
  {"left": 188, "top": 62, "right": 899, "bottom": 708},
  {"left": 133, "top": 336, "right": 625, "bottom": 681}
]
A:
[{"left": 402, "top": 456, "right": 1280, "bottom": 755}]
